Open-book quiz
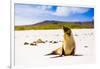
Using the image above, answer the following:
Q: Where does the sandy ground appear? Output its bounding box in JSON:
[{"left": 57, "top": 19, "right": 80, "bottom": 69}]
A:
[{"left": 15, "top": 29, "right": 95, "bottom": 67}]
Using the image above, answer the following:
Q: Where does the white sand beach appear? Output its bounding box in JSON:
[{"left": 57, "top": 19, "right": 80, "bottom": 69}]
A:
[{"left": 15, "top": 29, "right": 95, "bottom": 67}]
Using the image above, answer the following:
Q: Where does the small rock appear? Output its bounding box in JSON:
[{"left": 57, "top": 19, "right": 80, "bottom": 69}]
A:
[
  {"left": 36, "top": 38, "right": 45, "bottom": 43},
  {"left": 53, "top": 41, "right": 58, "bottom": 43},
  {"left": 30, "top": 43, "right": 37, "bottom": 46},
  {"left": 49, "top": 41, "right": 52, "bottom": 43},
  {"left": 49, "top": 41, "right": 58, "bottom": 44},
  {"left": 24, "top": 42, "right": 29, "bottom": 45},
  {"left": 84, "top": 46, "right": 88, "bottom": 48},
  {"left": 45, "top": 40, "right": 48, "bottom": 42},
  {"left": 33, "top": 41, "right": 37, "bottom": 43},
  {"left": 75, "top": 34, "right": 78, "bottom": 36},
  {"left": 59, "top": 40, "right": 62, "bottom": 42}
]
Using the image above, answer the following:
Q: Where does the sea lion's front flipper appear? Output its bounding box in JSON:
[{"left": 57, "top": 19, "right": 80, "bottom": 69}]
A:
[{"left": 70, "top": 48, "right": 75, "bottom": 55}]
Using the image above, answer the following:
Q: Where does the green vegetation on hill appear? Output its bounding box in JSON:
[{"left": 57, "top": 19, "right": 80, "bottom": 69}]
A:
[{"left": 15, "top": 21, "right": 94, "bottom": 30}]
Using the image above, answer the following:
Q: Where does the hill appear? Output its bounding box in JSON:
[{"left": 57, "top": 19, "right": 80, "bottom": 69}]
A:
[{"left": 15, "top": 20, "right": 94, "bottom": 30}]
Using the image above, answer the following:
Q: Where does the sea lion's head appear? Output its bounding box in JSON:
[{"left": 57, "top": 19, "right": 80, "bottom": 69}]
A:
[{"left": 63, "top": 26, "right": 71, "bottom": 36}]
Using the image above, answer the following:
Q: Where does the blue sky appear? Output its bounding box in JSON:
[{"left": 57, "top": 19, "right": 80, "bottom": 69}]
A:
[{"left": 15, "top": 3, "right": 94, "bottom": 25}]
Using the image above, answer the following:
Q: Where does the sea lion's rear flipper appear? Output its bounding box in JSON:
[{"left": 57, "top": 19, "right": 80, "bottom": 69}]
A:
[
  {"left": 50, "top": 55, "right": 63, "bottom": 58},
  {"left": 45, "top": 47, "right": 62, "bottom": 56},
  {"left": 45, "top": 51, "right": 57, "bottom": 56}
]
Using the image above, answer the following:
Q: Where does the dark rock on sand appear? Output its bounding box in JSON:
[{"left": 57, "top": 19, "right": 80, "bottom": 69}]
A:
[
  {"left": 49, "top": 41, "right": 53, "bottom": 43},
  {"left": 75, "top": 34, "right": 78, "bottom": 36},
  {"left": 53, "top": 41, "right": 58, "bottom": 43},
  {"left": 49, "top": 41, "right": 58, "bottom": 44},
  {"left": 84, "top": 46, "right": 88, "bottom": 48},
  {"left": 30, "top": 43, "right": 37, "bottom": 46},
  {"left": 24, "top": 42, "right": 29, "bottom": 45}
]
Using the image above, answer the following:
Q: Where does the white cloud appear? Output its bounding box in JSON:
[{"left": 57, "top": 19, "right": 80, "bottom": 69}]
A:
[
  {"left": 53, "top": 7, "right": 90, "bottom": 16},
  {"left": 53, "top": 7, "right": 71, "bottom": 16},
  {"left": 71, "top": 8, "right": 90, "bottom": 14}
]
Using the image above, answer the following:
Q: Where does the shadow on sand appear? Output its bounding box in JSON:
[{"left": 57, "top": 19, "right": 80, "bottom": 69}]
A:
[{"left": 45, "top": 54, "right": 83, "bottom": 58}]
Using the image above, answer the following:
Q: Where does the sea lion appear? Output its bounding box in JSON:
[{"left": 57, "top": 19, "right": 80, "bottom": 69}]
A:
[{"left": 46, "top": 26, "right": 76, "bottom": 56}]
